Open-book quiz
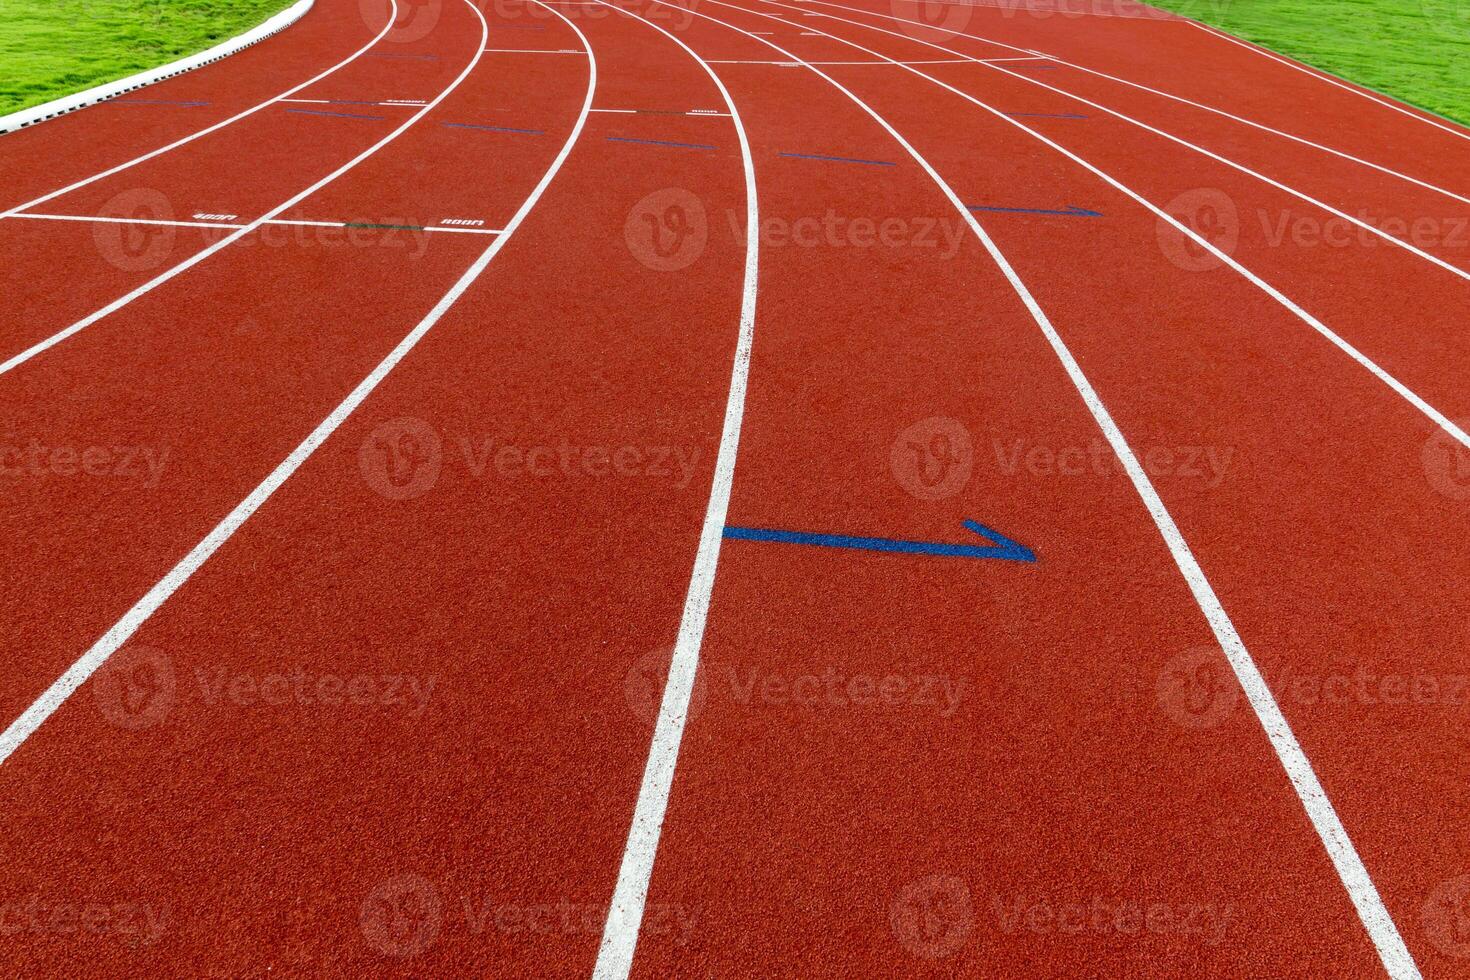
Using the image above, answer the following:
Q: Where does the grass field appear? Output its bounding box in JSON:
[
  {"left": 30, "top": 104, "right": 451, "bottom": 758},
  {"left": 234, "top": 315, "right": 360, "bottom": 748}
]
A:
[
  {"left": 1153, "top": 0, "right": 1470, "bottom": 126},
  {"left": 0, "top": 0, "right": 295, "bottom": 115}
]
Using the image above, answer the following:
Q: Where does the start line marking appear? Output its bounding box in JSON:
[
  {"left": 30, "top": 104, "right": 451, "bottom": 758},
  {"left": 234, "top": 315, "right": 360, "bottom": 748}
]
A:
[
  {"left": 7, "top": 212, "right": 505, "bottom": 235},
  {"left": 590, "top": 108, "right": 730, "bottom": 116}
]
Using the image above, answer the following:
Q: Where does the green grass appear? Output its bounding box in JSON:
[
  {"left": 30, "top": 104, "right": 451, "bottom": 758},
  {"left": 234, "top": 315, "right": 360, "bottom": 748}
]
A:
[
  {"left": 0, "top": 0, "right": 296, "bottom": 115},
  {"left": 1149, "top": 0, "right": 1470, "bottom": 126}
]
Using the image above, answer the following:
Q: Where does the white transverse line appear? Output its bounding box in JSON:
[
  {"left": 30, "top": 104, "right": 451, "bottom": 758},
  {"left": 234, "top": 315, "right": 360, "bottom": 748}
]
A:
[
  {"left": 690, "top": 3, "right": 1423, "bottom": 976},
  {"left": 1189, "top": 21, "right": 1470, "bottom": 145},
  {"left": 587, "top": 4, "right": 758, "bottom": 980},
  {"left": 0, "top": 0, "right": 400, "bottom": 220},
  {"left": 749, "top": 0, "right": 1470, "bottom": 456},
  {"left": 0, "top": 0, "right": 488, "bottom": 379},
  {"left": 608, "top": 3, "right": 1422, "bottom": 975},
  {"left": 10, "top": 212, "right": 504, "bottom": 234},
  {"left": 0, "top": 4, "right": 594, "bottom": 766},
  {"left": 10, "top": 212, "right": 247, "bottom": 230},
  {"left": 791, "top": 0, "right": 1470, "bottom": 207}
]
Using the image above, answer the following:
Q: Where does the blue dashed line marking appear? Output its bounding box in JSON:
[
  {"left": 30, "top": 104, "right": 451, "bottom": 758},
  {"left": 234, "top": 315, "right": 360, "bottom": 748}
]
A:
[
  {"left": 968, "top": 204, "right": 1102, "bottom": 217},
  {"left": 443, "top": 122, "right": 545, "bottom": 134},
  {"left": 285, "top": 108, "right": 385, "bottom": 120},
  {"left": 779, "top": 151, "right": 896, "bottom": 167}
]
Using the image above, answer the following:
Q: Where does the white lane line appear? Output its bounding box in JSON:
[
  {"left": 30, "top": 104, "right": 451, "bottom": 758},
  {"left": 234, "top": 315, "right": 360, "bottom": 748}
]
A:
[
  {"left": 0, "top": 0, "right": 401, "bottom": 220},
  {"left": 702, "top": 3, "right": 1425, "bottom": 974},
  {"left": 786, "top": 0, "right": 1470, "bottom": 272},
  {"left": 1037, "top": 61, "right": 1470, "bottom": 207},
  {"left": 11, "top": 211, "right": 506, "bottom": 235},
  {"left": 1189, "top": 22, "right": 1470, "bottom": 145},
  {"left": 0, "top": 1, "right": 596, "bottom": 767},
  {"left": 0, "top": 0, "right": 490, "bottom": 379},
  {"left": 9, "top": 212, "right": 247, "bottom": 230},
  {"left": 793, "top": 0, "right": 1470, "bottom": 206},
  {"left": 586, "top": 4, "right": 758, "bottom": 979},
  {"left": 753, "top": 0, "right": 1470, "bottom": 453},
  {"left": 482, "top": 47, "right": 585, "bottom": 52},
  {"left": 983, "top": 60, "right": 1470, "bottom": 281}
]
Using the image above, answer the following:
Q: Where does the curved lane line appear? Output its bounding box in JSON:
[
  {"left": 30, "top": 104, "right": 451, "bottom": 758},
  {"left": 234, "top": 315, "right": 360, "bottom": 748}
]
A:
[
  {"left": 583, "top": 3, "right": 760, "bottom": 978},
  {"left": 0, "top": 0, "right": 401, "bottom": 219},
  {"left": 0, "top": 0, "right": 486, "bottom": 378},
  {"left": 0, "top": 1, "right": 596, "bottom": 769}
]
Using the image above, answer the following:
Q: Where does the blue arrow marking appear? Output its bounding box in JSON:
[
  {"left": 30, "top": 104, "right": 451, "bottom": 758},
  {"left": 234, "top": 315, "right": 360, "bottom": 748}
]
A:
[
  {"left": 968, "top": 204, "right": 1102, "bottom": 217},
  {"left": 722, "top": 520, "right": 1036, "bottom": 563}
]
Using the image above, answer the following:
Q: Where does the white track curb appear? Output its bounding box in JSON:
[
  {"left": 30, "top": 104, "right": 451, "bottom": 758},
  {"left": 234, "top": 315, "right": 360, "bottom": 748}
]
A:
[{"left": 0, "top": 0, "right": 315, "bottom": 135}]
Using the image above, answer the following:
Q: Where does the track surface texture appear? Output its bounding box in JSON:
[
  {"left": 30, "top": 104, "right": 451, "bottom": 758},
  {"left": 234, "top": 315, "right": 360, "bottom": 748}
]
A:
[{"left": 1, "top": 0, "right": 1467, "bottom": 976}]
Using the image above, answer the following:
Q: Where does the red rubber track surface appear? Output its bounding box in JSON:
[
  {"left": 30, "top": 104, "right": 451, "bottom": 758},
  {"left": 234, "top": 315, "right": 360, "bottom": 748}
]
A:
[{"left": 0, "top": 0, "right": 1467, "bottom": 974}]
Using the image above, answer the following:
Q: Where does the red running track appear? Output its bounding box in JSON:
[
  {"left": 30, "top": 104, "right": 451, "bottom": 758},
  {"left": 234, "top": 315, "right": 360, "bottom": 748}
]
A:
[{"left": 0, "top": 0, "right": 1467, "bottom": 975}]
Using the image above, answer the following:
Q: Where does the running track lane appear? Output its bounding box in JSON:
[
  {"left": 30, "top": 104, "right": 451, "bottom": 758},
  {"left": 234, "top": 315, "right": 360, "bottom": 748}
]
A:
[
  {"left": 0, "top": 1, "right": 750, "bottom": 974},
  {"left": 630, "top": 0, "right": 1468, "bottom": 972},
  {"left": 0, "top": 0, "right": 484, "bottom": 359},
  {"left": 729, "top": 0, "right": 1470, "bottom": 455},
  {"left": 599, "top": 1, "right": 1406, "bottom": 976},
  {"left": 785, "top": 0, "right": 1470, "bottom": 189},
  {"left": 724, "top": 5, "right": 1470, "bottom": 972},
  {"left": 761, "top": 0, "right": 1470, "bottom": 279},
  {"left": 0, "top": 0, "right": 405, "bottom": 212},
  {"left": 0, "top": 0, "right": 586, "bottom": 729}
]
